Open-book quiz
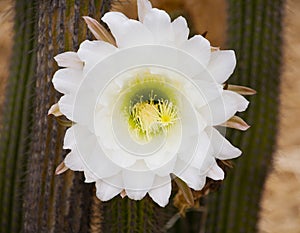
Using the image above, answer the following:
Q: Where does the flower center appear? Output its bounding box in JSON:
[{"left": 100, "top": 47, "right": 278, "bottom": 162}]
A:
[
  {"left": 119, "top": 70, "right": 181, "bottom": 144},
  {"left": 130, "top": 96, "right": 178, "bottom": 142}
]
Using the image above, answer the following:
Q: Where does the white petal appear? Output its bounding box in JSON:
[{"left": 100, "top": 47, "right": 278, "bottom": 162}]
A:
[
  {"left": 148, "top": 176, "right": 171, "bottom": 207},
  {"left": 64, "top": 152, "right": 84, "bottom": 171},
  {"left": 199, "top": 155, "right": 216, "bottom": 175},
  {"left": 186, "top": 80, "right": 223, "bottom": 108},
  {"left": 63, "top": 126, "right": 75, "bottom": 149},
  {"left": 143, "top": 125, "right": 181, "bottom": 176},
  {"left": 174, "top": 159, "right": 206, "bottom": 190},
  {"left": 68, "top": 124, "right": 97, "bottom": 152},
  {"left": 208, "top": 50, "right": 236, "bottom": 84},
  {"left": 137, "top": 0, "right": 152, "bottom": 22},
  {"left": 58, "top": 81, "right": 98, "bottom": 126},
  {"left": 77, "top": 40, "right": 117, "bottom": 72},
  {"left": 84, "top": 169, "right": 98, "bottom": 183},
  {"left": 66, "top": 124, "right": 120, "bottom": 179},
  {"left": 171, "top": 16, "right": 189, "bottom": 46},
  {"left": 125, "top": 189, "right": 148, "bottom": 200},
  {"left": 199, "top": 90, "right": 249, "bottom": 125},
  {"left": 58, "top": 94, "right": 75, "bottom": 121},
  {"left": 54, "top": 51, "right": 83, "bottom": 69},
  {"left": 180, "top": 35, "right": 211, "bottom": 66},
  {"left": 52, "top": 68, "right": 82, "bottom": 94},
  {"left": 102, "top": 12, "right": 153, "bottom": 48},
  {"left": 96, "top": 180, "right": 122, "bottom": 201},
  {"left": 123, "top": 162, "right": 155, "bottom": 199},
  {"left": 144, "top": 152, "right": 177, "bottom": 177},
  {"left": 206, "top": 127, "right": 242, "bottom": 160},
  {"left": 207, "top": 163, "right": 224, "bottom": 180},
  {"left": 123, "top": 161, "right": 155, "bottom": 192},
  {"left": 178, "top": 131, "right": 210, "bottom": 168},
  {"left": 143, "top": 8, "right": 172, "bottom": 44},
  {"left": 84, "top": 144, "right": 121, "bottom": 179},
  {"left": 109, "top": 150, "right": 138, "bottom": 168}
]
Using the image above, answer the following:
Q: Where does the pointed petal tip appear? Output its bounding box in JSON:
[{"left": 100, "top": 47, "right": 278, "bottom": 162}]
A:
[
  {"left": 227, "top": 84, "right": 257, "bottom": 95},
  {"left": 48, "top": 103, "right": 63, "bottom": 117},
  {"left": 55, "top": 161, "right": 69, "bottom": 175},
  {"left": 137, "top": 0, "right": 153, "bottom": 22},
  {"left": 222, "top": 115, "right": 250, "bottom": 131},
  {"left": 120, "top": 190, "right": 127, "bottom": 198},
  {"left": 83, "top": 15, "right": 116, "bottom": 45}
]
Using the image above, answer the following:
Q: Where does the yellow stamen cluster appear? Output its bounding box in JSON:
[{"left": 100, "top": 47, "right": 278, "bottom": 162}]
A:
[{"left": 130, "top": 96, "right": 179, "bottom": 142}]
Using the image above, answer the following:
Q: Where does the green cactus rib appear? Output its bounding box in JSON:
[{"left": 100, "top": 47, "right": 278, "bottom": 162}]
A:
[
  {"left": 0, "top": 1, "right": 37, "bottom": 232},
  {"left": 204, "top": 0, "right": 284, "bottom": 233}
]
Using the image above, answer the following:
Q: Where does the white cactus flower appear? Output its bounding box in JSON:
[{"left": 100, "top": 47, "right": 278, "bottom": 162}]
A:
[{"left": 50, "top": 0, "right": 250, "bottom": 207}]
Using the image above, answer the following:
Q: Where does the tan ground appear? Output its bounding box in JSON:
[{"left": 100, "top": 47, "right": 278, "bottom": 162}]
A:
[{"left": 0, "top": 0, "right": 299, "bottom": 232}]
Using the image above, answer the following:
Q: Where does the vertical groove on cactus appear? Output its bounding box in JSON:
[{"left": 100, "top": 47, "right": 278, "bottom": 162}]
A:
[
  {"left": 205, "top": 0, "right": 284, "bottom": 232},
  {"left": 0, "top": 1, "right": 37, "bottom": 232}
]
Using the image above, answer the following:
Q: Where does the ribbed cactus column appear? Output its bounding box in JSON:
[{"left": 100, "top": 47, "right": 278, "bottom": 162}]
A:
[
  {"left": 0, "top": 1, "right": 37, "bottom": 233},
  {"left": 204, "top": 1, "right": 284, "bottom": 232},
  {"left": 22, "top": 0, "right": 101, "bottom": 232}
]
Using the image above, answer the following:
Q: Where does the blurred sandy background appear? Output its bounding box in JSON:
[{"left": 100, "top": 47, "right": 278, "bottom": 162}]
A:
[{"left": 0, "top": 0, "right": 299, "bottom": 232}]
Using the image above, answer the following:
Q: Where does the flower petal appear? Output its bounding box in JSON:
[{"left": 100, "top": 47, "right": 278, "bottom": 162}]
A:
[
  {"left": 96, "top": 180, "right": 122, "bottom": 201},
  {"left": 84, "top": 169, "right": 98, "bottom": 183},
  {"left": 102, "top": 12, "right": 153, "bottom": 48},
  {"left": 148, "top": 175, "right": 171, "bottom": 207},
  {"left": 206, "top": 163, "right": 224, "bottom": 180},
  {"left": 207, "top": 50, "right": 236, "bottom": 84},
  {"left": 54, "top": 51, "right": 83, "bottom": 69},
  {"left": 137, "top": 0, "right": 152, "bottom": 23},
  {"left": 52, "top": 68, "right": 82, "bottom": 94},
  {"left": 123, "top": 161, "right": 155, "bottom": 199},
  {"left": 180, "top": 35, "right": 211, "bottom": 66},
  {"left": 199, "top": 90, "right": 249, "bottom": 125},
  {"left": 174, "top": 159, "right": 206, "bottom": 190},
  {"left": 63, "top": 126, "right": 75, "bottom": 149},
  {"left": 206, "top": 127, "right": 242, "bottom": 160},
  {"left": 178, "top": 131, "right": 211, "bottom": 170},
  {"left": 58, "top": 94, "right": 75, "bottom": 121},
  {"left": 64, "top": 152, "right": 84, "bottom": 171},
  {"left": 187, "top": 79, "right": 223, "bottom": 108},
  {"left": 84, "top": 144, "right": 121, "bottom": 179},
  {"left": 199, "top": 155, "right": 216, "bottom": 175},
  {"left": 171, "top": 16, "right": 189, "bottom": 46},
  {"left": 143, "top": 8, "right": 172, "bottom": 44},
  {"left": 77, "top": 40, "right": 117, "bottom": 73}
]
